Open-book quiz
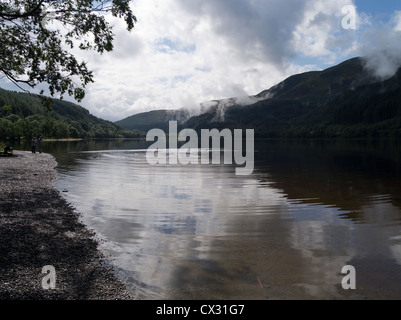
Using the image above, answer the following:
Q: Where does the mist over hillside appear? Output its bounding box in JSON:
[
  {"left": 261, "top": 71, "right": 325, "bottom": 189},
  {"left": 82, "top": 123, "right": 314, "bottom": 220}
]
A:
[
  {"left": 3, "top": 55, "right": 399, "bottom": 142},
  {"left": 116, "top": 56, "right": 401, "bottom": 138}
]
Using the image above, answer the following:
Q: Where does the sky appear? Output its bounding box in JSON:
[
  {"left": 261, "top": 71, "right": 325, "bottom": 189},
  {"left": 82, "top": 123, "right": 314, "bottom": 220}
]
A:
[{"left": 3, "top": 0, "right": 401, "bottom": 121}]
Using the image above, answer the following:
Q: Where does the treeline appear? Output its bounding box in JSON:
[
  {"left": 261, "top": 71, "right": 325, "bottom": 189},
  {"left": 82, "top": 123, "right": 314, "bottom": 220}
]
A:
[
  {"left": 252, "top": 119, "right": 401, "bottom": 139},
  {"left": 0, "top": 88, "right": 145, "bottom": 141},
  {"left": 185, "top": 98, "right": 401, "bottom": 139}
]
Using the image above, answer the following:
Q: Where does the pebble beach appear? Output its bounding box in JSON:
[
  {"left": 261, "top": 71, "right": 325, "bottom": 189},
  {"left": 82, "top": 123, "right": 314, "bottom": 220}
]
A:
[{"left": 0, "top": 150, "right": 133, "bottom": 300}]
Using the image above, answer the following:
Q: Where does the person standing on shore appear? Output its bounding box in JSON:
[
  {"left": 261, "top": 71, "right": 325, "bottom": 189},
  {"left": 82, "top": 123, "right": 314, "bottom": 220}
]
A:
[
  {"left": 31, "top": 137, "right": 37, "bottom": 154},
  {"left": 38, "top": 136, "right": 43, "bottom": 153}
]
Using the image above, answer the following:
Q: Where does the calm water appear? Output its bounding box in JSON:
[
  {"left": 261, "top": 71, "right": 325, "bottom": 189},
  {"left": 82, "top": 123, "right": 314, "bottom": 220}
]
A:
[{"left": 40, "top": 139, "right": 401, "bottom": 299}]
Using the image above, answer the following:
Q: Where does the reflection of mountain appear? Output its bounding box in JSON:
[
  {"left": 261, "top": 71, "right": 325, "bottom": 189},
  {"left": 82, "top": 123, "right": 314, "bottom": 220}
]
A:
[
  {"left": 116, "top": 57, "right": 401, "bottom": 138},
  {"left": 254, "top": 140, "right": 401, "bottom": 222},
  {"left": 168, "top": 140, "right": 401, "bottom": 299},
  {"left": 53, "top": 139, "right": 401, "bottom": 299}
]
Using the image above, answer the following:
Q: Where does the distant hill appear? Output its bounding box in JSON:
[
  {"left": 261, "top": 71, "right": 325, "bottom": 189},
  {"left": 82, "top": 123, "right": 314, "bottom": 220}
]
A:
[
  {"left": 115, "top": 109, "right": 192, "bottom": 132},
  {"left": 0, "top": 88, "right": 144, "bottom": 141},
  {"left": 116, "top": 57, "right": 401, "bottom": 138}
]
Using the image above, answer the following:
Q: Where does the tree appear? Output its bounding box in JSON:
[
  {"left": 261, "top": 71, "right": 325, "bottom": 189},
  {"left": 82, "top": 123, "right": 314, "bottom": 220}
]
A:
[
  {"left": 1, "top": 104, "right": 11, "bottom": 116},
  {"left": 0, "top": 1, "right": 136, "bottom": 104}
]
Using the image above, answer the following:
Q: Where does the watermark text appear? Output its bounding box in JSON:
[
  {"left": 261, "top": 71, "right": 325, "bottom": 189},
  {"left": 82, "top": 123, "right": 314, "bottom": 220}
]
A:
[
  {"left": 146, "top": 121, "right": 254, "bottom": 176},
  {"left": 342, "top": 5, "right": 357, "bottom": 30},
  {"left": 341, "top": 265, "right": 356, "bottom": 290},
  {"left": 41, "top": 265, "right": 56, "bottom": 290}
]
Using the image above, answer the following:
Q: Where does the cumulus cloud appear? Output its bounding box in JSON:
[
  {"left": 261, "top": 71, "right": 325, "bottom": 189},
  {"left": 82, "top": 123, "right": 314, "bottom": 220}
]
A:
[
  {"left": 359, "top": 11, "right": 401, "bottom": 80},
  {"left": 176, "top": 0, "right": 308, "bottom": 67},
  {"left": 80, "top": 0, "right": 360, "bottom": 121},
  {"left": 2, "top": 0, "right": 401, "bottom": 121}
]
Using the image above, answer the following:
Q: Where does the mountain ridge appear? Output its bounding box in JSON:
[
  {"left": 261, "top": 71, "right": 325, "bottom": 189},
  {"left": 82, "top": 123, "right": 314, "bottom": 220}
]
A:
[{"left": 116, "top": 57, "right": 401, "bottom": 138}]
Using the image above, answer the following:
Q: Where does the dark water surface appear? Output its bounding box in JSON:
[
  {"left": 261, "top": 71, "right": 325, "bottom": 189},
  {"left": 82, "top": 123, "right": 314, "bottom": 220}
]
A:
[{"left": 38, "top": 139, "right": 401, "bottom": 299}]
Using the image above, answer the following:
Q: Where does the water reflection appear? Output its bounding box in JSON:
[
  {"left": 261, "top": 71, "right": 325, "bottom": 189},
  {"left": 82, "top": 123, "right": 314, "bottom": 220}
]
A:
[{"left": 48, "top": 139, "right": 401, "bottom": 299}]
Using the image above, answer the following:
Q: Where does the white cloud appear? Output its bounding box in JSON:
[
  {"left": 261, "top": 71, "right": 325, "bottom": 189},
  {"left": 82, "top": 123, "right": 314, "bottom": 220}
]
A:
[
  {"left": 357, "top": 10, "right": 401, "bottom": 80},
  {"left": 81, "top": 0, "right": 354, "bottom": 121},
  {"left": 395, "top": 11, "right": 401, "bottom": 31},
  {"left": 2, "top": 0, "right": 401, "bottom": 121}
]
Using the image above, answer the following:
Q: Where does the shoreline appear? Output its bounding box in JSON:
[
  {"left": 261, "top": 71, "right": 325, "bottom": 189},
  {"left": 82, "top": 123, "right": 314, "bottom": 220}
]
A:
[{"left": 0, "top": 150, "right": 134, "bottom": 300}]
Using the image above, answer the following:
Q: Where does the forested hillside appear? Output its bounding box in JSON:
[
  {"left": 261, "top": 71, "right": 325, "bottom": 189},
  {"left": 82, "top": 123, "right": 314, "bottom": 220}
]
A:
[
  {"left": 0, "top": 88, "right": 144, "bottom": 141},
  {"left": 213, "top": 62, "right": 401, "bottom": 138},
  {"left": 115, "top": 108, "right": 193, "bottom": 132},
  {"left": 117, "top": 57, "right": 401, "bottom": 139}
]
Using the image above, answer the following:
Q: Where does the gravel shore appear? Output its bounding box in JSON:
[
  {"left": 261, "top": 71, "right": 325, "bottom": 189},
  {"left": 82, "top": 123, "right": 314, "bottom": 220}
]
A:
[{"left": 0, "top": 151, "right": 134, "bottom": 300}]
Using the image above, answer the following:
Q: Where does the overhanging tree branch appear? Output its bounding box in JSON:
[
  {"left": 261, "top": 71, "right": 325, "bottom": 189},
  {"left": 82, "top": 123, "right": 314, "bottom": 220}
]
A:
[{"left": 0, "top": 0, "right": 136, "bottom": 104}]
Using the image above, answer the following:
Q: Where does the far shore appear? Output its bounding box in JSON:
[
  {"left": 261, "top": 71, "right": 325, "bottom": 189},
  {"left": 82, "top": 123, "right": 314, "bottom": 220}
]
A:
[{"left": 42, "top": 138, "right": 84, "bottom": 142}]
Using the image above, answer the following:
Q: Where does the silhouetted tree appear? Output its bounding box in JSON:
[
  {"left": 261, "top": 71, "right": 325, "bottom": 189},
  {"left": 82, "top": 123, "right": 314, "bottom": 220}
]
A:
[{"left": 0, "top": 1, "right": 136, "bottom": 103}]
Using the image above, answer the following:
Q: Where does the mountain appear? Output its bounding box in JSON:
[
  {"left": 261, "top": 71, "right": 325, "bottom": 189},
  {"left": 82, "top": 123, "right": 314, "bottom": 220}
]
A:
[
  {"left": 255, "top": 57, "right": 372, "bottom": 101},
  {"left": 0, "top": 88, "right": 144, "bottom": 141},
  {"left": 115, "top": 108, "right": 192, "bottom": 132},
  {"left": 116, "top": 57, "right": 401, "bottom": 138}
]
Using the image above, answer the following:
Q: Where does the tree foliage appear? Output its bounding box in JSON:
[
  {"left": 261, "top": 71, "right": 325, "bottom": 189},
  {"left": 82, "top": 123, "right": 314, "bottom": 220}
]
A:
[
  {"left": 0, "top": 0, "right": 136, "bottom": 102},
  {"left": 0, "top": 88, "right": 145, "bottom": 141}
]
